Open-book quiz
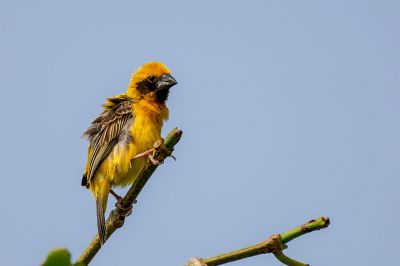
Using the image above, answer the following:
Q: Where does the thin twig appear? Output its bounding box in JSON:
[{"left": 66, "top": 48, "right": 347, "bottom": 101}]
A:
[
  {"left": 75, "top": 128, "right": 183, "bottom": 265},
  {"left": 273, "top": 251, "right": 309, "bottom": 266},
  {"left": 186, "top": 217, "right": 330, "bottom": 266}
]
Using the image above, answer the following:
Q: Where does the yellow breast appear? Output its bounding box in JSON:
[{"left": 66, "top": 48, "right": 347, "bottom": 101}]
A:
[{"left": 104, "top": 99, "right": 169, "bottom": 187}]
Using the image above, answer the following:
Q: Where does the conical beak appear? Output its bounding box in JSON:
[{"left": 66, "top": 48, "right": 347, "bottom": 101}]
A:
[{"left": 157, "top": 74, "right": 177, "bottom": 90}]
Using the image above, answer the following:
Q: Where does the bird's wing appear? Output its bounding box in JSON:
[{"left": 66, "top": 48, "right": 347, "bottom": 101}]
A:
[{"left": 82, "top": 94, "right": 134, "bottom": 187}]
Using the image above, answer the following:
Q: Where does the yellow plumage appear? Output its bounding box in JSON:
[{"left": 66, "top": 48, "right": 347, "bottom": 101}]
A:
[
  {"left": 92, "top": 97, "right": 169, "bottom": 189},
  {"left": 82, "top": 62, "right": 176, "bottom": 244}
]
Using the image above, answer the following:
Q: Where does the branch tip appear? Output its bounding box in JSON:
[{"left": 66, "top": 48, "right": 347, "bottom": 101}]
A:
[{"left": 273, "top": 251, "right": 309, "bottom": 266}]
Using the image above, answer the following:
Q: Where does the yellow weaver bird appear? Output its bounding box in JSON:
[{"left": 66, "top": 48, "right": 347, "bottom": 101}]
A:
[{"left": 81, "top": 62, "right": 177, "bottom": 244}]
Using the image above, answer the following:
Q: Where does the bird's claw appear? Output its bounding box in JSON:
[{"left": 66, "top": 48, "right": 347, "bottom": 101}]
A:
[
  {"left": 110, "top": 189, "right": 135, "bottom": 217},
  {"left": 115, "top": 200, "right": 133, "bottom": 217},
  {"left": 148, "top": 155, "right": 164, "bottom": 166},
  {"left": 152, "top": 138, "right": 177, "bottom": 162},
  {"left": 132, "top": 138, "right": 176, "bottom": 166},
  {"left": 146, "top": 138, "right": 168, "bottom": 165}
]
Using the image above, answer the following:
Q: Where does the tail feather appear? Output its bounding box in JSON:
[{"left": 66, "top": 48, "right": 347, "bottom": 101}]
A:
[
  {"left": 81, "top": 173, "right": 88, "bottom": 187},
  {"left": 96, "top": 193, "right": 107, "bottom": 245}
]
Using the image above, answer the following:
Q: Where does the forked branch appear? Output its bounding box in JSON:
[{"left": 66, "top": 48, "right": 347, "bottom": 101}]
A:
[{"left": 186, "top": 217, "right": 330, "bottom": 266}]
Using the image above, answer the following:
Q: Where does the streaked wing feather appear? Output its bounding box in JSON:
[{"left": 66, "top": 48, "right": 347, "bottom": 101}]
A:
[
  {"left": 83, "top": 95, "right": 133, "bottom": 184},
  {"left": 88, "top": 138, "right": 119, "bottom": 180}
]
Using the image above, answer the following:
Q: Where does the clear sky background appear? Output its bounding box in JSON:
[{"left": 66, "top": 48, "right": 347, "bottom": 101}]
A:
[{"left": 1, "top": 1, "right": 399, "bottom": 265}]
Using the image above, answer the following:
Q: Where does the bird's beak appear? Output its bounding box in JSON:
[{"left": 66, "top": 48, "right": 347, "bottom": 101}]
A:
[{"left": 157, "top": 74, "right": 177, "bottom": 90}]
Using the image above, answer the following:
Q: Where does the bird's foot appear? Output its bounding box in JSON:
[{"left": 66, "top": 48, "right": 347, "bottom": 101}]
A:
[
  {"left": 115, "top": 201, "right": 133, "bottom": 217},
  {"left": 110, "top": 189, "right": 135, "bottom": 217},
  {"left": 132, "top": 138, "right": 176, "bottom": 166}
]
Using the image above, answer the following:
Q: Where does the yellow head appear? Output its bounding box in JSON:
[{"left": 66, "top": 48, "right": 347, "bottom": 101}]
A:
[{"left": 127, "top": 62, "right": 177, "bottom": 103}]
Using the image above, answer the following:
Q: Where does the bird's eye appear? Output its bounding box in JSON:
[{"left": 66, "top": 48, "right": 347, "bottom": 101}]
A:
[{"left": 147, "top": 76, "right": 157, "bottom": 83}]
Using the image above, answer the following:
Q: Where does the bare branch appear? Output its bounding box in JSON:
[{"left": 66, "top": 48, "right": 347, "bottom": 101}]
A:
[{"left": 186, "top": 217, "right": 330, "bottom": 266}]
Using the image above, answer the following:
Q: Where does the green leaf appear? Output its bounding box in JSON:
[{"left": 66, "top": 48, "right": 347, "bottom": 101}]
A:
[{"left": 41, "top": 248, "right": 72, "bottom": 266}]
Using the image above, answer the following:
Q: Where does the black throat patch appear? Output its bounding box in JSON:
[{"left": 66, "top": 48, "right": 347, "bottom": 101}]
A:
[
  {"left": 136, "top": 79, "right": 169, "bottom": 103},
  {"left": 155, "top": 88, "right": 170, "bottom": 102}
]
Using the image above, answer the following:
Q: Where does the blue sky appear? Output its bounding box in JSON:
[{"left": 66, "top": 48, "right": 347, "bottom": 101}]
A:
[{"left": 1, "top": 1, "right": 399, "bottom": 265}]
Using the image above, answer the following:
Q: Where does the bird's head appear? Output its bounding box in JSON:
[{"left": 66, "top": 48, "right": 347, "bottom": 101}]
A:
[{"left": 127, "top": 62, "right": 177, "bottom": 103}]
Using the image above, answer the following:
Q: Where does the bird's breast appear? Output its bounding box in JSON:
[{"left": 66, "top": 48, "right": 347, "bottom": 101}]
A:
[{"left": 109, "top": 102, "right": 167, "bottom": 187}]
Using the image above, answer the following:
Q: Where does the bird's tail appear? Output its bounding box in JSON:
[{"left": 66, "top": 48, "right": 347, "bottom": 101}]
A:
[{"left": 96, "top": 180, "right": 110, "bottom": 245}]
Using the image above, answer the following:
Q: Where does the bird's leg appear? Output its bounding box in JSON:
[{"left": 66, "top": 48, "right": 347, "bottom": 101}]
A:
[
  {"left": 132, "top": 149, "right": 161, "bottom": 165},
  {"left": 110, "top": 189, "right": 134, "bottom": 217},
  {"left": 132, "top": 138, "right": 176, "bottom": 166},
  {"left": 110, "top": 189, "right": 122, "bottom": 201}
]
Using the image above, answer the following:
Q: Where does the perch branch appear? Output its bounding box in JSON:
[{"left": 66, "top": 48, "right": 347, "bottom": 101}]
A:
[
  {"left": 186, "top": 217, "right": 330, "bottom": 266},
  {"left": 75, "top": 128, "right": 183, "bottom": 265}
]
